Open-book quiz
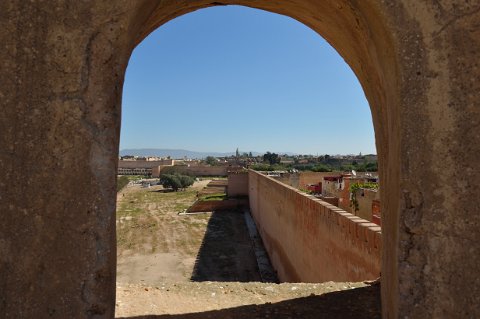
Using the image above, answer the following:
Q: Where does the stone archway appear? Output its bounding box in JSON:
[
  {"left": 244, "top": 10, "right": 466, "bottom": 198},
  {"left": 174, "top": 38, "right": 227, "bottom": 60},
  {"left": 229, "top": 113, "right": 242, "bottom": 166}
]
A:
[{"left": 1, "top": 1, "right": 479, "bottom": 318}]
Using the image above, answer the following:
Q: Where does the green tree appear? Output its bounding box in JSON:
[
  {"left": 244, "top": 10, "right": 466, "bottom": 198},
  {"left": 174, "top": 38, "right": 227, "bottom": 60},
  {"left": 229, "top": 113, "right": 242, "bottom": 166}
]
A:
[
  {"left": 160, "top": 174, "right": 182, "bottom": 191},
  {"left": 178, "top": 174, "right": 195, "bottom": 189},
  {"left": 205, "top": 156, "right": 217, "bottom": 166},
  {"left": 311, "top": 164, "right": 332, "bottom": 172},
  {"left": 160, "top": 174, "right": 194, "bottom": 191},
  {"left": 365, "top": 161, "right": 378, "bottom": 172},
  {"left": 263, "top": 152, "right": 280, "bottom": 165}
]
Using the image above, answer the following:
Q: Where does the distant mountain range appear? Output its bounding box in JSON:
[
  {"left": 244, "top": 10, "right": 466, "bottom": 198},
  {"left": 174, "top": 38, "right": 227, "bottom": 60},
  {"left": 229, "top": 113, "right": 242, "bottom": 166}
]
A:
[{"left": 119, "top": 148, "right": 269, "bottom": 159}]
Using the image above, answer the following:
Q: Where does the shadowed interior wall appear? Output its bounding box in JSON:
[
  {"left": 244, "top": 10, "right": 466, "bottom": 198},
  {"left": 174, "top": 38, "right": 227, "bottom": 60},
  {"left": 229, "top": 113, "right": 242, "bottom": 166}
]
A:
[{"left": 249, "top": 170, "right": 381, "bottom": 282}]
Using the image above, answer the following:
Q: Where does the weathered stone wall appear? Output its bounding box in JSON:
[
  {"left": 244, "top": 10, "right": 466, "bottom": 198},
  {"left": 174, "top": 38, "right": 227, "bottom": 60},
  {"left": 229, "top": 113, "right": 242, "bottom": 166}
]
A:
[
  {"left": 272, "top": 173, "right": 299, "bottom": 188},
  {"left": 155, "top": 165, "right": 230, "bottom": 177},
  {"left": 354, "top": 188, "right": 380, "bottom": 222},
  {"left": 227, "top": 172, "right": 249, "bottom": 197},
  {"left": 249, "top": 171, "right": 381, "bottom": 282},
  {"left": 0, "top": 2, "right": 136, "bottom": 317},
  {"left": 298, "top": 172, "right": 341, "bottom": 190},
  {"left": 1, "top": 1, "right": 479, "bottom": 318}
]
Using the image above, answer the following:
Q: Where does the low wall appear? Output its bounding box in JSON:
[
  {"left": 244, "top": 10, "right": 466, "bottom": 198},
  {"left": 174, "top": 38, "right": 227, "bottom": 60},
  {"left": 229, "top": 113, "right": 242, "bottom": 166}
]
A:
[
  {"left": 198, "top": 179, "right": 228, "bottom": 196},
  {"left": 227, "top": 172, "right": 249, "bottom": 197},
  {"left": 187, "top": 199, "right": 249, "bottom": 213},
  {"left": 248, "top": 170, "right": 381, "bottom": 283},
  {"left": 154, "top": 165, "right": 231, "bottom": 177}
]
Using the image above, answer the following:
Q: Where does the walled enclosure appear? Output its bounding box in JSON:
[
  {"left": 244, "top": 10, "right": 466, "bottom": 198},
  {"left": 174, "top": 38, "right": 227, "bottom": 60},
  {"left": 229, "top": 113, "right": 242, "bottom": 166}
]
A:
[
  {"left": 1, "top": 1, "right": 479, "bottom": 318},
  {"left": 227, "top": 172, "right": 249, "bottom": 197},
  {"left": 249, "top": 171, "right": 381, "bottom": 282}
]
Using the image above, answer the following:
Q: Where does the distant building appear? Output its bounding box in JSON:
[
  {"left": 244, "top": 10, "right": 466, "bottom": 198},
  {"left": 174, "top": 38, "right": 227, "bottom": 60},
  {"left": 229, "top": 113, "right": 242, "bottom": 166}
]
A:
[
  {"left": 321, "top": 173, "right": 380, "bottom": 225},
  {"left": 117, "top": 159, "right": 175, "bottom": 175}
]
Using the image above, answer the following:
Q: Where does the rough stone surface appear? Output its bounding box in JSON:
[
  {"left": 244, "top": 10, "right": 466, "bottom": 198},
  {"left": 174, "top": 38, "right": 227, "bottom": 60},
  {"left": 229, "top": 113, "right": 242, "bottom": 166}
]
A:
[{"left": 0, "top": 1, "right": 479, "bottom": 318}]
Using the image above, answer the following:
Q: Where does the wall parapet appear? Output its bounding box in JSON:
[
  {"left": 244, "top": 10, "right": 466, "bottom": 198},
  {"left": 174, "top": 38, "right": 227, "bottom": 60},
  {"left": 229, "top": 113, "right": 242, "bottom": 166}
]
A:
[{"left": 248, "top": 170, "right": 381, "bottom": 283}]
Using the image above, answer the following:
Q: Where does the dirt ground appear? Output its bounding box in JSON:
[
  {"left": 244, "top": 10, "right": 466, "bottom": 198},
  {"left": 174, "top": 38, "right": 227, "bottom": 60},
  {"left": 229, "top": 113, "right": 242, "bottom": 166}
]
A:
[
  {"left": 116, "top": 180, "right": 211, "bottom": 284},
  {"left": 116, "top": 179, "right": 263, "bottom": 284},
  {"left": 115, "top": 281, "right": 380, "bottom": 318},
  {"left": 190, "top": 210, "right": 262, "bottom": 282},
  {"left": 115, "top": 179, "right": 380, "bottom": 318}
]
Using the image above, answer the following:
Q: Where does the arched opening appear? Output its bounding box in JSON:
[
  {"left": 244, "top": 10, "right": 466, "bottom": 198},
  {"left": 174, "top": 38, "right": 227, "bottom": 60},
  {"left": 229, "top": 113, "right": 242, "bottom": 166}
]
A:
[
  {"left": 4, "top": 1, "right": 479, "bottom": 318},
  {"left": 116, "top": 3, "right": 390, "bottom": 318}
]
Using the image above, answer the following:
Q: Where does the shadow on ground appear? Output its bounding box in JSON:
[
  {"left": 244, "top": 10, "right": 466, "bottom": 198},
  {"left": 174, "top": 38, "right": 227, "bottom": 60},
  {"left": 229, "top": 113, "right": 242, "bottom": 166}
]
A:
[
  {"left": 149, "top": 189, "right": 174, "bottom": 193},
  {"left": 117, "top": 284, "right": 381, "bottom": 319},
  {"left": 190, "top": 210, "right": 263, "bottom": 282}
]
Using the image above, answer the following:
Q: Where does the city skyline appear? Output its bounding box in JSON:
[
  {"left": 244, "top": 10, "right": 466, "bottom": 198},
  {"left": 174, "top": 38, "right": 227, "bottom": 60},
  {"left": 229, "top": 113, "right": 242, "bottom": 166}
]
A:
[{"left": 118, "top": 147, "right": 376, "bottom": 158}]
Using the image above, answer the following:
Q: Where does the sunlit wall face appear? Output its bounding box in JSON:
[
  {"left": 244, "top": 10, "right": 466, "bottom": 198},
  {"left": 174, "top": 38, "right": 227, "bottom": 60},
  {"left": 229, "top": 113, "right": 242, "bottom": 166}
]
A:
[{"left": 121, "top": 5, "right": 375, "bottom": 156}]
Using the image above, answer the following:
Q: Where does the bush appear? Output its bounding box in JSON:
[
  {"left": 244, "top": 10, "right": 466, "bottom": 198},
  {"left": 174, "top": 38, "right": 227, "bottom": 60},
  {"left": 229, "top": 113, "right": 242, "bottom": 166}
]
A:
[
  {"left": 160, "top": 174, "right": 195, "bottom": 191},
  {"left": 349, "top": 182, "right": 379, "bottom": 212},
  {"left": 178, "top": 174, "right": 195, "bottom": 189},
  {"left": 263, "top": 152, "right": 280, "bottom": 165}
]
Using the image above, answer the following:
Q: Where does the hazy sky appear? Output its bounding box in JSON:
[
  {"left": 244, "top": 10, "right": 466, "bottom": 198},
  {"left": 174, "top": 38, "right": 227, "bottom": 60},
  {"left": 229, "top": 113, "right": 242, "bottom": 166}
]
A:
[{"left": 121, "top": 5, "right": 376, "bottom": 155}]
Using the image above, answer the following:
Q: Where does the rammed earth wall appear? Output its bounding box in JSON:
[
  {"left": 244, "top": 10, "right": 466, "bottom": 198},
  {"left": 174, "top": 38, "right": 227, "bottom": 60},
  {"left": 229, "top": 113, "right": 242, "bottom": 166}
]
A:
[{"left": 249, "top": 170, "right": 381, "bottom": 282}]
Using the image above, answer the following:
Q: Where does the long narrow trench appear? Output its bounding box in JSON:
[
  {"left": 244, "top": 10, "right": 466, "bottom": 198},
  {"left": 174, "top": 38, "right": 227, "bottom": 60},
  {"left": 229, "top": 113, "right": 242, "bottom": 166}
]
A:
[{"left": 115, "top": 180, "right": 380, "bottom": 318}]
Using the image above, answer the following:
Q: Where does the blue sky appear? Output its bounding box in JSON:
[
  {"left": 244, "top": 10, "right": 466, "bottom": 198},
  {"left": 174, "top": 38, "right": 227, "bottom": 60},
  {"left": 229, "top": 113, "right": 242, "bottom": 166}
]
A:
[{"left": 121, "top": 5, "right": 376, "bottom": 155}]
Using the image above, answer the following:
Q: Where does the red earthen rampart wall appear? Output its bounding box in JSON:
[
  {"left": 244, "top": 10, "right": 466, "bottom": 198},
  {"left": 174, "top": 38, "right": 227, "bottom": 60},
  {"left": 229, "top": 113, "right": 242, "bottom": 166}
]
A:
[
  {"left": 248, "top": 170, "right": 381, "bottom": 283},
  {"left": 227, "top": 172, "right": 249, "bottom": 197},
  {"left": 153, "top": 165, "right": 231, "bottom": 177}
]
